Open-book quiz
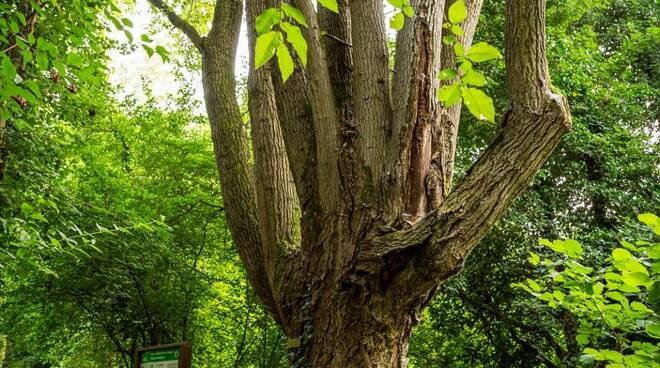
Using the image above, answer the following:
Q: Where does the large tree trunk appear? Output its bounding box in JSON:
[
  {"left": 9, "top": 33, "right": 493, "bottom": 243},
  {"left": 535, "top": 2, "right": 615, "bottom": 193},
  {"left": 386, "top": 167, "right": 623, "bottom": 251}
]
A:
[
  {"left": 148, "top": 0, "right": 571, "bottom": 366},
  {"left": 295, "top": 290, "right": 415, "bottom": 368}
]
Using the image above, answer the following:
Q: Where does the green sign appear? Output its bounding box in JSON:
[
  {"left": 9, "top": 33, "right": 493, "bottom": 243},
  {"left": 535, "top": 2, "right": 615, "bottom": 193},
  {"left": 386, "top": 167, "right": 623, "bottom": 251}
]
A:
[{"left": 141, "top": 348, "right": 179, "bottom": 368}]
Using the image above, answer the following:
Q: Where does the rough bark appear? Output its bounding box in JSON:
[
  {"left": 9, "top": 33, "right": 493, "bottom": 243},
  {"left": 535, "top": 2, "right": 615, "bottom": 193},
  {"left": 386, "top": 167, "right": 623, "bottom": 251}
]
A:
[
  {"left": 427, "top": 0, "right": 484, "bottom": 208},
  {"left": 246, "top": 0, "right": 302, "bottom": 328},
  {"left": 351, "top": 0, "right": 392, "bottom": 192},
  {"left": 150, "top": 0, "right": 571, "bottom": 366},
  {"left": 292, "top": 0, "right": 342, "bottom": 213},
  {"left": 390, "top": 0, "right": 446, "bottom": 222}
]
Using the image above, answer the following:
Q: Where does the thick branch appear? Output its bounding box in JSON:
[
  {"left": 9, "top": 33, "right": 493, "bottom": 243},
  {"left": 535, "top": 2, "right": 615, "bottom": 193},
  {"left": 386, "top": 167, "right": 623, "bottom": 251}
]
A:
[
  {"left": 358, "top": 0, "right": 571, "bottom": 304},
  {"left": 292, "top": 0, "right": 341, "bottom": 213},
  {"left": 246, "top": 0, "right": 301, "bottom": 328},
  {"left": 271, "top": 67, "right": 317, "bottom": 214},
  {"left": 350, "top": 0, "right": 392, "bottom": 190},
  {"left": 199, "top": 0, "right": 278, "bottom": 315},
  {"left": 427, "top": 0, "right": 484, "bottom": 209},
  {"left": 319, "top": 1, "right": 363, "bottom": 209},
  {"left": 147, "top": 0, "right": 204, "bottom": 50},
  {"left": 390, "top": 0, "right": 446, "bottom": 221}
]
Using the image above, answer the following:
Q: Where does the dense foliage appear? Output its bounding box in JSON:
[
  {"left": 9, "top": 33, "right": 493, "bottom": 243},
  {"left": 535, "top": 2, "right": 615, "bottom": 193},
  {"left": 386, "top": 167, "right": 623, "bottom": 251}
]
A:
[
  {"left": 514, "top": 214, "right": 659, "bottom": 368},
  {"left": 0, "top": 0, "right": 657, "bottom": 367}
]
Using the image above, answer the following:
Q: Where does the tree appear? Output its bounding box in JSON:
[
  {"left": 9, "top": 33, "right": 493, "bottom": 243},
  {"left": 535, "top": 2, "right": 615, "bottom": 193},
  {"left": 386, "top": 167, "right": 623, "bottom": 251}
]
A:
[{"left": 147, "top": 0, "right": 571, "bottom": 366}]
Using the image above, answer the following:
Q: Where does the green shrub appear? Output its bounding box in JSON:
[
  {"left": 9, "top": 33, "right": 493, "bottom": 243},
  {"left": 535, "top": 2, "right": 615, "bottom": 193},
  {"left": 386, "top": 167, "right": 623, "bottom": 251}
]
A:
[{"left": 513, "top": 214, "right": 660, "bottom": 367}]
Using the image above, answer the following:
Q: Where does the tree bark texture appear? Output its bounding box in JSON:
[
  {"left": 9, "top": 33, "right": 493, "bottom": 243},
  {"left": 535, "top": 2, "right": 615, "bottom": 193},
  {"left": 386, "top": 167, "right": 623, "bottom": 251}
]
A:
[{"left": 149, "top": 0, "right": 571, "bottom": 366}]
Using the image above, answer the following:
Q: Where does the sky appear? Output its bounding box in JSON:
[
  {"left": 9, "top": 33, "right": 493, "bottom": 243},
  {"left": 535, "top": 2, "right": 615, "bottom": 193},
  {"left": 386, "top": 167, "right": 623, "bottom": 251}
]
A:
[
  {"left": 107, "top": 0, "right": 251, "bottom": 112},
  {"left": 107, "top": 1, "right": 399, "bottom": 113}
]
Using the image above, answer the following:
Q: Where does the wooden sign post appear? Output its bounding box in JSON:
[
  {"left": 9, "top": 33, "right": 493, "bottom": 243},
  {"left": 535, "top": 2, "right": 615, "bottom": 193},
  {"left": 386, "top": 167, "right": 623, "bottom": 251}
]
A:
[{"left": 135, "top": 342, "right": 192, "bottom": 368}]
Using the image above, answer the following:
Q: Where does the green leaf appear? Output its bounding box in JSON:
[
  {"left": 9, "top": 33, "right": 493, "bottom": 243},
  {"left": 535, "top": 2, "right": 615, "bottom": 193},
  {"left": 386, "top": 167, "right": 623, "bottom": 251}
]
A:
[
  {"left": 9, "top": 19, "right": 19, "bottom": 34},
  {"left": 255, "top": 31, "right": 280, "bottom": 69},
  {"left": 649, "top": 282, "right": 660, "bottom": 306},
  {"left": 450, "top": 24, "right": 464, "bottom": 36},
  {"left": 649, "top": 244, "right": 660, "bottom": 259},
  {"left": 442, "top": 35, "right": 456, "bottom": 45},
  {"left": 1, "top": 56, "right": 16, "bottom": 81},
  {"left": 16, "top": 12, "right": 27, "bottom": 26},
  {"left": 526, "top": 278, "right": 541, "bottom": 292},
  {"left": 37, "top": 52, "right": 48, "bottom": 70},
  {"left": 318, "top": 0, "right": 339, "bottom": 13},
  {"left": 568, "top": 260, "right": 593, "bottom": 275},
  {"left": 280, "top": 22, "right": 308, "bottom": 66},
  {"left": 140, "top": 34, "right": 152, "bottom": 43},
  {"left": 448, "top": 0, "right": 467, "bottom": 24},
  {"left": 403, "top": 5, "right": 414, "bottom": 17},
  {"left": 604, "top": 272, "right": 622, "bottom": 282},
  {"left": 52, "top": 59, "right": 65, "bottom": 75},
  {"left": 639, "top": 213, "right": 660, "bottom": 235},
  {"left": 29, "top": 212, "right": 48, "bottom": 223},
  {"left": 630, "top": 301, "right": 652, "bottom": 313},
  {"left": 462, "top": 70, "right": 485, "bottom": 86},
  {"left": 646, "top": 323, "right": 660, "bottom": 338},
  {"left": 467, "top": 42, "right": 502, "bottom": 63},
  {"left": 281, "top": 3, "right": 307, "bottom": 27},
  {"left": 23, "top": 80, "right": 41, "bottom": 98},
  {"left": 66, "top": 53, "right": 83, "bottom": 68},
  {"left": 387, "top": 0, "right": 404, "bottom": 7},
  {"left": 600, "top": 350, "right": 623, "bottom": 363},
  {"left": 155, "top": 45, "right": 169, "bottom": 62},
  {"left": 256, "top": 8, "right": 280, "bottom": 35},
  {"left": 605, "top": 291, "right": 626, "bottom": 302},
  {"left": 612, "top": 248, "right": 632, "bottom": 261},
  {"left": 462, "top": 87, "right": 495, "bottom": 122},
  {"left": 78, "top": 66, "right": 96, "bottom": 81},
  {"left": 276, "top": 42, "right": 294, "bottom": 82},
  {"left": 106, "top": 13, "right": 123, "bottom": 30},
  {"left": 438, "top": 82, "right": 462, "bottom": 107},
  {"left": 459, "top": 60, "right": 472, "bottom": 73},
  {"left": 390, "top": 12, "right": 405, "bottom": 31},
  {"left": 564, "top": 239, "right": 583, "bottom": 258},
  {"left": 453, "top": 43, "right": 464, "bottom": 57},
  {"left": 20, "top": 202, "right": 34, "bottom": 215},
  {"left": 142, "top": 44, "right": 154, "bottom": 58},
  {"left": 439, "top": 68, "right": 458, "bottom": 81},
  {"left": 22, "top": 49, "right": 33, "bottom": 64},
  {"left": 121, "top": 18, "right": 133, "bottom": 27},
  {"left": 576, "top": 333, "right": 589, "bottom": 345},
  {"left": 623, "top": 259, "right": 649, "bottom": 276},
  {"left": 622, "top": 272, "right": 650, "bottom": 287},
  {"left": 7, "top": 85, "right": 37, "bottom": 103},
  {"left": 528, "top": 252, "right": 540, "bottom": 265}
]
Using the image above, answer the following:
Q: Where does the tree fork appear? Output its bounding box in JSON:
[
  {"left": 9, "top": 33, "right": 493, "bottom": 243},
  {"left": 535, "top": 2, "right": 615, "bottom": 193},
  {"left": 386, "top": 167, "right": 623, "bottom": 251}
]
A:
[{"left": 149, "top": 0, "right": 571, "bottom": 366}]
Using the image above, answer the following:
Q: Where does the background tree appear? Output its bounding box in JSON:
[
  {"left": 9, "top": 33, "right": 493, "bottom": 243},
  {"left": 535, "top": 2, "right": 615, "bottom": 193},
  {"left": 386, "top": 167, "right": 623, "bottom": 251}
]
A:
[{"left": 147, "top": 0, "right": 571, "bottom": 366}]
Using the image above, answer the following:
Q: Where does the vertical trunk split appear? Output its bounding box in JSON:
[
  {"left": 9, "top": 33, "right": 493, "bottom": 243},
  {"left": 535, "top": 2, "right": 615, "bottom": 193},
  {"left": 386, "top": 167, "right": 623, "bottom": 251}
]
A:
[{"left": 148, "top": 0, "right": 571, "bottom": 366}]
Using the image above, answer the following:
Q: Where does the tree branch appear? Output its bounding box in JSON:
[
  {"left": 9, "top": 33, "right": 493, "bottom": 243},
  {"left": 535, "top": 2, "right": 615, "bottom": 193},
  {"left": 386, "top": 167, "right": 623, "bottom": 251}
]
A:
[
  {"left": 246, "top": 0, "right": 302, "bottom": 329},
  {"left": 390, "top": 0, "right": 446, "bottom": 222},
  {"left": 291, "top": 0, "right": 341, "bottom": 213},
  {"left": 427, "top": 0, "right": 484, "bottom": 209},
  {"left": 350, "top": 0, "right": 392, "bottom": 191},
  {"left": 357, "top": 0, "right": 571, "bottom": 303},
  {"left": 147, "top": 0, "right": 204, "bottom": 50},
  {"left": 199, "top": 0, "right": 279, "bottom": 317}
]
